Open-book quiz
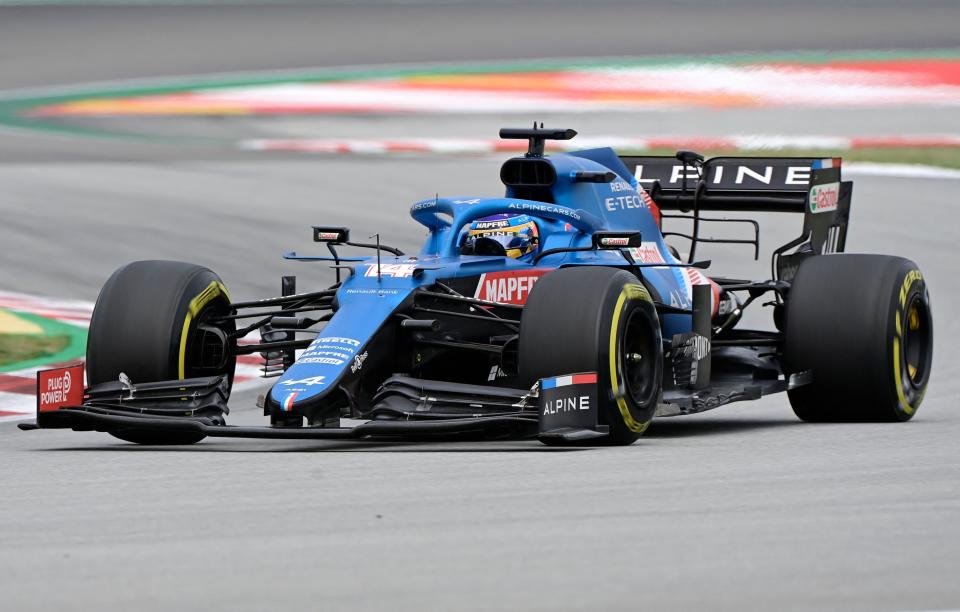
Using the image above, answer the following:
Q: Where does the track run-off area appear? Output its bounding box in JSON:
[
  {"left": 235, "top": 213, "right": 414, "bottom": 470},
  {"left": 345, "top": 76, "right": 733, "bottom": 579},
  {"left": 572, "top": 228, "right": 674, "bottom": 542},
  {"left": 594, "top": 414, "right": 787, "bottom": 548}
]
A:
[
  {"left": 1, "top": 2, "right": 959, "bottom": 611},
  {"left": 2, "top": 50, "right": 960, "bottom": 158}
]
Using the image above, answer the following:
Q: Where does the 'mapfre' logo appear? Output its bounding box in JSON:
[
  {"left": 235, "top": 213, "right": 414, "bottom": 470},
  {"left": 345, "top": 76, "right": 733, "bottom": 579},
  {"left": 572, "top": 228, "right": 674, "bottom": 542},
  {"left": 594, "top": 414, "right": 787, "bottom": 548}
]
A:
[
  {"left": 473, "top": 219, "right": 510, "bottom": 230},
  {"left": 474, "top": 270, "right": 549, "bottom": 305}
]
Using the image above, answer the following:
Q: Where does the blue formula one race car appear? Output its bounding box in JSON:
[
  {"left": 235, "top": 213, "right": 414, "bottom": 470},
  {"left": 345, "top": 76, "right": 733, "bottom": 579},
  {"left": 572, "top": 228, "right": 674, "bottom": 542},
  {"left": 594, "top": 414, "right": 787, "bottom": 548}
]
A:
[{"left": 22, "top": 127, "right": 934, "bottom": 446}]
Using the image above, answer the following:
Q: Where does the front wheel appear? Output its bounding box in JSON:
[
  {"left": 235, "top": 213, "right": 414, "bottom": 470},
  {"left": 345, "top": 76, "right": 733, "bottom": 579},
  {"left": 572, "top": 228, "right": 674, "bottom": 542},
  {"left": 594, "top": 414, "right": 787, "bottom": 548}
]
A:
[
  {"left": 519, "top": 267, "right": 663, "bottom": 445},
  {"left": 783, "top": 254, "right": 933, "bottom": 422},
  {"left": 87, "top": 260, "right": 236, "bottom": 444}
]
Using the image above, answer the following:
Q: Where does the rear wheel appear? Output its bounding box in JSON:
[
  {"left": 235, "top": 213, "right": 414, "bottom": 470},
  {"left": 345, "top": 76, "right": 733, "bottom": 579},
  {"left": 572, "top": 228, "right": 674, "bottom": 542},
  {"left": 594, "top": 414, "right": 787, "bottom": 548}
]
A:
[
  {"left": 519, "top": 267, "right": 662, "bottom": 445},
  {"left": 783, "top": 254, "right": 933, "bottom": 422},
  {"left": 87, "top": 260, "right": 236, "bottom": 444}
]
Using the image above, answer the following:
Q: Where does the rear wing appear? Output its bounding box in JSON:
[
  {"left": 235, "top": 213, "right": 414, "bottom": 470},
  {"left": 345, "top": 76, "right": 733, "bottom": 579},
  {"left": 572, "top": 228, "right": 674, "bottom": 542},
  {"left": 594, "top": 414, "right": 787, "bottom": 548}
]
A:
[{"left": 619, "top": 155, "right": 852, "bottom": 259}]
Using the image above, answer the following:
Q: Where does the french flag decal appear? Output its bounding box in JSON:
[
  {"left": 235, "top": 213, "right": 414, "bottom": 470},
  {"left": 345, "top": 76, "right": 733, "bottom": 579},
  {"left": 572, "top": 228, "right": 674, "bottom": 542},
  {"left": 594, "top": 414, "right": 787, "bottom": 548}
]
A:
[
  {"left": 811, "top": 158, "right": 841, "bottom": 170},
  {"left": 542, "top": 373, "right": 598, "bottom": 390},
  {"left": 282, "top": 393, "right": 298, "bottom": 412}
]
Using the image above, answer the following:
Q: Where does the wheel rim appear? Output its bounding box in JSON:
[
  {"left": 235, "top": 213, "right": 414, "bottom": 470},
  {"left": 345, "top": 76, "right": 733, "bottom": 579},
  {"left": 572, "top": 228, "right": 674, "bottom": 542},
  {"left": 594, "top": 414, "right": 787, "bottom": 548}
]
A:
[
  {"left": 902, "top": 295, "right": 932, "bottom": 389},
  {"left": 620, "top": 308, "right": 656, "bottom": 405}
]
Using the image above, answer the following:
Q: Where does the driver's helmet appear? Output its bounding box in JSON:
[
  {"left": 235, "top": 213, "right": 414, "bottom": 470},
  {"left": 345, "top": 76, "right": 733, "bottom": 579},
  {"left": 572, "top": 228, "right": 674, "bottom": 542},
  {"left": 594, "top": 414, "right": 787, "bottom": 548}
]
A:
[{"left": 460, "top": 214, "right": 540, "bottom": 259}]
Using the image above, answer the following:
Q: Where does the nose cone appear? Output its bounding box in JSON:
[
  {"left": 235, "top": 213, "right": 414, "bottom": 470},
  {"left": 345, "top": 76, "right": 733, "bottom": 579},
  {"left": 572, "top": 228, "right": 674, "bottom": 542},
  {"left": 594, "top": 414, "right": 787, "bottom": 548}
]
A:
[{"left": 268, "top": 266, "right": 416, "bottom": 414}]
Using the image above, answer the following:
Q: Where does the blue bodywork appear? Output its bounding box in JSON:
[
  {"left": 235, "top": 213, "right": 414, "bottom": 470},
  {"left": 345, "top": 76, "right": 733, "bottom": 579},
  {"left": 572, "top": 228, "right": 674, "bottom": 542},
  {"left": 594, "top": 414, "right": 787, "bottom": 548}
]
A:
[{"left": 268, "top": 147, "right": 702, "bottom": 417}]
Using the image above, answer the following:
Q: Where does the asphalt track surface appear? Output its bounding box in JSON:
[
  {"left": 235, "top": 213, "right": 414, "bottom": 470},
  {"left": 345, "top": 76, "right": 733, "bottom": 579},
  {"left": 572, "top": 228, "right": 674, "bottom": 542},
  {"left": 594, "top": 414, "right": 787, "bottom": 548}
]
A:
[{"left": 1, "top": 3, "right": 959, "bottom": 611}]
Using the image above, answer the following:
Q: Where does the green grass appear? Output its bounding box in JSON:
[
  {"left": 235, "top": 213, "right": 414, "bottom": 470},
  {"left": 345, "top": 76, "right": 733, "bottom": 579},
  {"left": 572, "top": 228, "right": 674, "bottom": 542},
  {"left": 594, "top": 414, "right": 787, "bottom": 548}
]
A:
[
  {"left": 621, "top": 147, "right": 960, "bottom": 170},
  {"left": 0, "top": 334, "right": 70, "bottom": 368}
]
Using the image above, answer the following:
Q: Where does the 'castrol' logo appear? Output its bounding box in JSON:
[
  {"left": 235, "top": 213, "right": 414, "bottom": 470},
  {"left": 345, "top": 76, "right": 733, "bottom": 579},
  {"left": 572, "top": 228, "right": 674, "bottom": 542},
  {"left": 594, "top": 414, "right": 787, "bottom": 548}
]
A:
[
  {"left": 474, "top": 269, "right": 549, "bottom": 305},
  {"left": 809, "top": 182, "right": 840, "bottom": 214}
]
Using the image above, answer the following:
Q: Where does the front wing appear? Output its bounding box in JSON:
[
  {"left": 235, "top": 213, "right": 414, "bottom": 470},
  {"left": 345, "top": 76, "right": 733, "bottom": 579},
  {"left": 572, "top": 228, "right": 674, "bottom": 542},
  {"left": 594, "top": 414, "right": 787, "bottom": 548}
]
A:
[{"left": 20, "top": 367, "right": 609, "bottom": 444}]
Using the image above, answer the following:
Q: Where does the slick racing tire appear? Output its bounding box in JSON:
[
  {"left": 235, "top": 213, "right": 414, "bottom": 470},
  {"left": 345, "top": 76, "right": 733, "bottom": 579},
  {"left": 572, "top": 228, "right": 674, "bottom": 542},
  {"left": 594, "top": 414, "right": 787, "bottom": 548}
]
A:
[
  {"left": 783, "top": 254, "right": 932, "bottom": 422},
  {"left": 519, "top": 266, "right": 662, "bottom": 445},
  {"left": 87, "top": 260, "right": 236, "bottom": 444}
]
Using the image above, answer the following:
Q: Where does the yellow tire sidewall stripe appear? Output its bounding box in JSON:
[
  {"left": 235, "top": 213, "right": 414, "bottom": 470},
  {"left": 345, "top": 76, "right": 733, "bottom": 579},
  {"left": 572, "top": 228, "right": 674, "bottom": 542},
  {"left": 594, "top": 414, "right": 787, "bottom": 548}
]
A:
[
  {"left": 607, "top": 283, "right": 653, "bottom": 434},
  {"left": 892, "top": 270, "right": 924, "bottom": 416},
  {"left": 177, "top": 280, "right": 229, "bottom": 379}
]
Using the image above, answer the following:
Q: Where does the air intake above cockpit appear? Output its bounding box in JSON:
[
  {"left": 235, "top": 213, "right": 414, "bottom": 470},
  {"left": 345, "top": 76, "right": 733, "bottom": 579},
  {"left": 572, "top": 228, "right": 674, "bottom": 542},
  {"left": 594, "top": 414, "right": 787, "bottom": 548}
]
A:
[{"left": 500, "top": 158, "right": 557, "bottom": 187}]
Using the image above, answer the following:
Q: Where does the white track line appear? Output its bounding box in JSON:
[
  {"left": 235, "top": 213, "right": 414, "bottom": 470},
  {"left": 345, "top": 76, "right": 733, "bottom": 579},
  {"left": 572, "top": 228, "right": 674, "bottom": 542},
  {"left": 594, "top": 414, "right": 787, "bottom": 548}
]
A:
[{"left": 844, "top": 162, "right": 960, "bottom": 180}]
